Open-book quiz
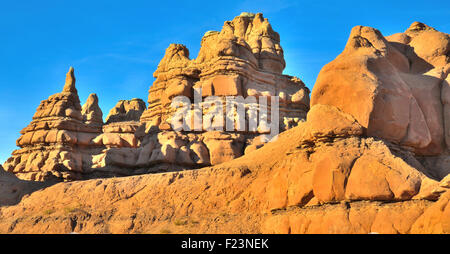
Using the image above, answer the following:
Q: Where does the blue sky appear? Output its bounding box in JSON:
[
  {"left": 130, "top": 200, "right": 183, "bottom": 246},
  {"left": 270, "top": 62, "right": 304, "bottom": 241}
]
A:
[{"left": 0, "top": 0, "right": 449, "bottom": 163}]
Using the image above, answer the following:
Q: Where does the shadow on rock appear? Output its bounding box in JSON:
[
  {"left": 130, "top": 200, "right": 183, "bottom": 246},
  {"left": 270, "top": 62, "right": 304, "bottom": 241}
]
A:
[{"left": 0, "top": 168, "right": 55, "bottom": 207}]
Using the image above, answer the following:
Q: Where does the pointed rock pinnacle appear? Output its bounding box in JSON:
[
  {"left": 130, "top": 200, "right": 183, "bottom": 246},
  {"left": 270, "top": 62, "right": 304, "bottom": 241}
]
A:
[
  {"left": 63, "top": 66, "right": 77, "bottom": 93},
  {"left": 82, "top": 93, "right": 103, "bottom": 125}
]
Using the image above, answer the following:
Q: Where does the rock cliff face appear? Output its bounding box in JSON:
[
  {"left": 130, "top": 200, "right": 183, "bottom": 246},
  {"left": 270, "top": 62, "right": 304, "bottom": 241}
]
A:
[
  {"left": 0, "top": 17, "right": 449, "bottom": 234},
  {"left": 138, "top": 13, "right": 309, "bottom": 170},
  {"left": 2, "top": 13, "right": 310, "bottom": 182},
  {"left": 141, "top": 13, "right": 309, "bottom": 131},
  {"left": 311, "top": 22, "right": 450, "bottom": 179}
]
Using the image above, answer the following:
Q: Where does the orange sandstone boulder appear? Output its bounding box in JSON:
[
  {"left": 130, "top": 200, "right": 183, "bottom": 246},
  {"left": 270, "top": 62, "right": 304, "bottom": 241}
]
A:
[
  {"left": 312, "top": 22, "right": 450, "bottom": 156},
  {"left": 305, "top": 104, "right": 363, "bottom": 139},
  {"left": 411, "top": 189, "right": 450, "bottom": 233}
]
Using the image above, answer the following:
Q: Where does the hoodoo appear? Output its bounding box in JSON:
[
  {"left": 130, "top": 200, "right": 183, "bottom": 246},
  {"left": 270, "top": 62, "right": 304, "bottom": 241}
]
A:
[
  {"left": 3, "top": 67, "right": 103, "bottom": 181},
  {"left": 3, "top": 13, "right": 310, "bottom": 182}
]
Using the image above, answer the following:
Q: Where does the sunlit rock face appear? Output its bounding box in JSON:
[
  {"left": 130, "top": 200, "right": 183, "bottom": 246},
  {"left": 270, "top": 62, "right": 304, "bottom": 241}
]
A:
[
  {"left": 3, "top": 13, "right": 310, "bottom": 182},
  {"left": 141, "top": 13, "right": 309, "bottom": 131},
  {"left": 3, "top": 68, "right": 104, "bottom": 181},
  {"left": 1, "top": 16, "right": 450, "bottom": 235},
  {"left": 136, "top": 13, "right": 310, "bottom": 173},
  {"left": 311, "top": 22, "right": 450, "bottom": 179}
]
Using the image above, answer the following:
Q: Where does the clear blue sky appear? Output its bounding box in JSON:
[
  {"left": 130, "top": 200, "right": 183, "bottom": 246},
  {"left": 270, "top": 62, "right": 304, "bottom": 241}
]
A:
[{"left": 0, "top": 0, "right": 449, "bottom": 163}]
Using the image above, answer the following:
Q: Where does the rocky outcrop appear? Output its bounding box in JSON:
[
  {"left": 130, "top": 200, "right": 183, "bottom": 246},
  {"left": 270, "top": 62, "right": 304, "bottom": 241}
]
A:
[
  {"left": 105, "top": 99, "right": 146, "bottom": 124},
  {"left": 3, "top": 68, "right": 103, "bottom": 181},
  {"left": 311, "top": 22, "right": 450, "bottom": 157},
  {"left": 82, "top": 93, "right": 103, "bottom": 128},
  {"left": 87, "top": 13, "right": 309, "bottom": 177},
  {"left": 1, "top": 15, "right": 448, "bottom": 234},
  {"left": 137, "top": 13, "right": 309, "bottom": 171},
  {"left": 443, "top": 77, "right": 450, "bottom": 148},
  {"left": 0, "top": 104, "right": 448, "bottom": 233},
  {"left": 140, "top": 12, "right": 309, "bottom": 133},
  {"left": 3, "top": 14, "right": 310, "bottom": 182}
]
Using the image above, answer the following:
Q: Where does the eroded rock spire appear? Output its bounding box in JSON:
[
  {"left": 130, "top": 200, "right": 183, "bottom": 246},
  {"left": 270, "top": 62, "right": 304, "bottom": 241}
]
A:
[
  {"left": 63, "top": 66, "right": 77, "bottom": 93},
  {"left": 82, "top": 93, "right": 104, "bottom": 127}
]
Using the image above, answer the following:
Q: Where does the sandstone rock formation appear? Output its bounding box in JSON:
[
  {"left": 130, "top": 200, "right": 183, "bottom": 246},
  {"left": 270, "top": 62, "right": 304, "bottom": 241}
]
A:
[
  {"left": 2, "top": 68, "right": 155, "bottom": 181},
  {"left": 0, "top": 16, "right": 448, "bottom": 234},
  {"left": 140, "top": 12, "right": 309, "bottom": 135},
  {"left": 105, "top": 99, "right": 146, "bottom": 124},
  {"left": 311, "top": 22, "right": 449, "bottom": 157},
  {"left": 2, "top": 68, "right": 103, "bottom": 181},
  {"left": 311, "top": 22, "right": 450, "bottom": 183},
  {"left": 0, "top": 104, "right": 448, "bottom": 233},
  {"left": 3, "top": 13, "right": 310, "bottom": 182},
  {"left": 136, "top": 12, "right": 309, "bottom": 171},
  {"left": 82, "top": 93, "right": 103, "bottom": 128}
]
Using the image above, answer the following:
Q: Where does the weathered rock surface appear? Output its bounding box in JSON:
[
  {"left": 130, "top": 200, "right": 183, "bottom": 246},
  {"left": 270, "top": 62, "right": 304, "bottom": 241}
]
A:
[
  {"left": 1, "top": 17, "right": 449, "bottom": 234},
  {"left": 3, "top": 13, "right": 310, "bottom": 182},
  {"left": 140, "top": 12, "right": 309, "bottom": 133},
  {"left": 82, "top": 93, "right": 103, "bottom": 128},
  {"left": 442, "top": 76, "right": 450, "bottom": 149},
  {"left": 0, "top": 164, "right": 47, "bottom": 206},
  {"left": 136, "top": 13, "right": 309, "bottom": 172},
  {"left": 0, "top": 106, "right": 448, "bottom": 233},
  {"left": 105, "top": 99, "right": 146, "bottom": 124},
  {"left": 3, "top": 68, "right": 103, "bottom": 181},
  {"left": 311, "top": 22, "right": 450, "bottom": 156}
]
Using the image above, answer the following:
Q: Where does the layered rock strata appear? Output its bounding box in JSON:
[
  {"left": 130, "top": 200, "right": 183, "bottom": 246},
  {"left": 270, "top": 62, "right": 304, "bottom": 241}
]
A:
[
  {"left": 0, "top": 104, "right": 448, "bottom": 233},
  {"left": 141, "top": 13, "right": 310, "bottom": 129},
  {"left": 3, "top": 13, "right": 310, "bottom": 181},
  {"left": 3, "top": 68, "right": 103, "bottom": 181},
  {"left": 0, "top": 18, "right": 449, "bottom": 234},
  {"left": 138, "top": 13, "right": 310, "bottom": 170}
]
